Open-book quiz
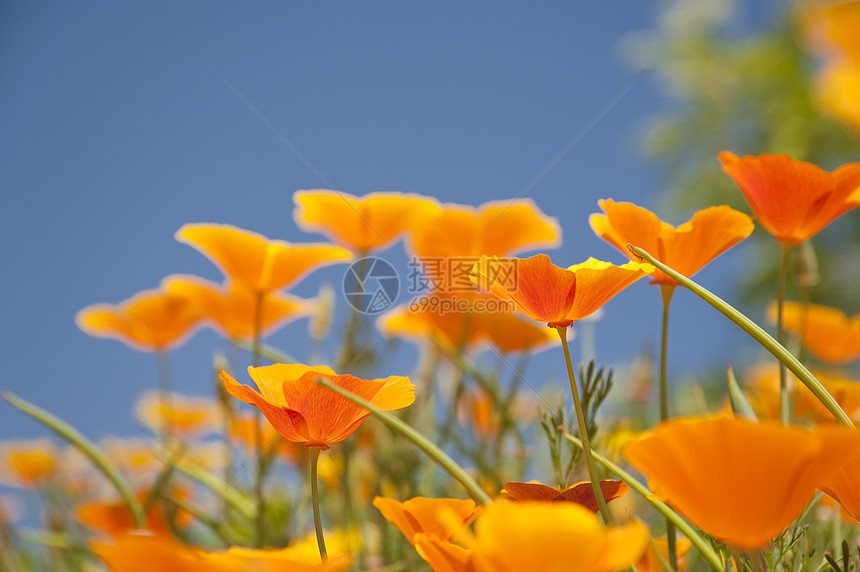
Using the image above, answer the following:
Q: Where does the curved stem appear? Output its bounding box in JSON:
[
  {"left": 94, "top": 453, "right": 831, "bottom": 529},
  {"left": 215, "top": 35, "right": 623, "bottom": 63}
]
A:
[
  {"left": 555, "top": 326, "right": 613, "bottom": 525},
  {"left": 627, "top": 244, "right": 853, "bottom": 427},
  {"left": 3, "top": 393, "right": 145, "bottom": 527},
  {"left": 562, "top": 430, "right": 723, "bottom": 572},
  {"left": 777, "top": 243, "right": 794, "bottom": 424},
  {"left": 315, "top": 379, "right": 491, "bottom": 505},
  {"left": 658, "top": 284, "right": 677, "bottom": 570},
  {"left": 309, "top": 447, "right": 328, "bottom": 562}
]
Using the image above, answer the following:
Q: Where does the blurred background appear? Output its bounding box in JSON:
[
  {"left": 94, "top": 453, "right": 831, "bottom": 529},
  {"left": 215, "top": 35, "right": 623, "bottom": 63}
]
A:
[{"left": 3, "top": 0, "right": 858, "bottom": 455}]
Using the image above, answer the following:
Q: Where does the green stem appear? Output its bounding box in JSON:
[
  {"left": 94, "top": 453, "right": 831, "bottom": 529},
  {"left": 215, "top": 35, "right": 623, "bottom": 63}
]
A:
[
  {"left": 658, "top": 284, "right": 677, "bottom": 571},
  {"left": 155, "top": 350, "right": 174, "bottom": 453},
  {"left": 562, "top": 431, "right": 724, "bottom": 572},
  {"left": 171, "top": 459, "right": 256, "bottom": 519},
  {"left": 2, "top": 393, "right": 145, "bottom": 527},
  {"left": 316, "top": 380, "right": 491, "bottom": 506},
  {"left": 555, "top": 326, "right": 613, "bottom": 525},
  {"left": 777, "top": 243, "right": 794, "bottom": 425},
  {"left": 252, "top": 291, "right": 266, "bottom": 547},
  {"left": 627, "top": 245, "right": 853, "bottom": 427},
  {"left": 309, "top": 447, "right": 328, "bottom": 562}
]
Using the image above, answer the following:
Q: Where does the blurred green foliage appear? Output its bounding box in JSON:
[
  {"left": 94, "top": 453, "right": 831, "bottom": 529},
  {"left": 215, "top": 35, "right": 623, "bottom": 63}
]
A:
[{"left": 627, "top": 0, "right": 860, "bottom": 312}]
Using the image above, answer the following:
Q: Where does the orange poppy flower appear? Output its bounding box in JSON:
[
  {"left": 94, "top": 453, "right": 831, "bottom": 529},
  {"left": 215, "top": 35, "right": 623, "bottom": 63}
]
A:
[
  {"left": 135, "top": 391, "right": 218, "bottom": 439},
  {"left": 624, "top": 415, "right": 860, "bottom": 549},
  {"left": 774, "top": 301, "right": 860, "bottom": 364},
  {"left": 162, "top": 275, "right": 316, "bottom": 340},
  {"left": 76, "top": 488, "right": 192, "bottom": 536},
  {"left": 407, "top": 199, "right": 561, "bottom": 260},
  {"left": 99, "top": 438, "right": 160, "bottom": 478},
  {"left": 718, "top": 152, "right": 860, "bottom": 245},
  {"left": 500, "top": 480, "right": 629, "bottom": 512},
  {"left": 229, "top": 412, "right": 304, "bottom": 465},
  {"left": 799, "top": 0, "right": 860, "bottom": 132},
  {"left": 220, "top": 363, "right": 415, "bottom": 449},
  {"left": 0, "top": 440, "right": 58, "bottom": 489},
  {"left": 589, "top": 200, "right": 753, "bottom": 285},
  {"left": 818, "top": 447, "right": 860, "bottom": 523},
  {"left": 378, "top": 293, "right": 557, "bottom": 354},
  {"left": 373, "top": 496, "right": 481, "bottom": 546},
  {"left": 470, "top": 254, "right": 653, "bottom": 328},
  {"left": 406, "top": 199, "right": 561, "bottom": 292},
  {"left": 175, "top": 223, "right": 353, "bottom": 293},
  {"left": 293, "top": 190, "right": 441, "bottom": 253},
  {"left": 91, "top": 531, "right": 352, "bottom": 572},
  {"left": 414, "top": 501, "right": 648, "bottom": 572},
  {"left": 636, "top": 537, "right": 693, "bottom": 572},
  {"left": 745, "top": 363, "right": 860, "bottom": 423},
  {"left": 76, "top": 288, "right": 204, "bottom": 352}
]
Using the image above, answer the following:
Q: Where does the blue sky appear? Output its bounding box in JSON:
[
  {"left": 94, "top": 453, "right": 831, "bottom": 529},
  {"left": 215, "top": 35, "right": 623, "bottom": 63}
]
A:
[{"left": 1, "top": 2, "right": 776, "bottom": 443}]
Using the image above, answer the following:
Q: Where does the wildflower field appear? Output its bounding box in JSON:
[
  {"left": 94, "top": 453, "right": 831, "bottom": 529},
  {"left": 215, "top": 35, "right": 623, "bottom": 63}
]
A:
[{"left": 4, "top": 2, "right": 860, "bottom": 571}]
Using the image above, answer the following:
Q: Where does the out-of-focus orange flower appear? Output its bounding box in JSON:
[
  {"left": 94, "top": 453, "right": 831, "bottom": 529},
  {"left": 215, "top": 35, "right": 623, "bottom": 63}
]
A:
[
  {"left": 745, "top": 363, "right": 860, "bottom": 423},
  {"left": 373, "top": 496, "right": 481, "bottom": 546},
  {"left": 162, "top": 275, "right": 316, "bottom": 341},
  {"left": 500, "top": 480, "right": 629, "bottom": 512},
  {"left": 458, "top": 388, "right": 499, "bottom": 440},
  {"left": 470, "top": 254, "right": 653, "bottom": 328},
  {"left": 636, "top": 537, "right": 693, "bottom": 572},
  {"left": 718, "top": 152, "right": 860, "bottom": 245},
  {"left": 229, "top": 412, "right": 303, "bottom": 465},
  {"left": 135, "top": 392, "right": 218, "bottom": 439},
  {"left": 624, "top": 415, "right": 860, "bottom": 549},
  {"left": 99, "top": 438, "right": 160, "bottom": 479},
  {"left": 589, "top": 200, "right": 753, "bottom": 285},
  {"left": 294, "top": 190, "right": 441, "bottom": 253},
  {"left": 818, "top": 448, "right": 860, "bottom": 522},
  {"left": 176, "top": 223, "right": 352, "bottom": 294},
  {"left": 414, "top": 501, "right": 648, "bottom": 572},
  {"left": 76, "top": 488, "right": 192, "bottom": 536},
  {"left": 799, "top": 0, "right": 860, "bottom": 132},
  {"left": 91, "top": 531, "right": 352, "bottom": 572},
  {"left": 408, "top": 199, "right": 561, "bottom": 260},
  {"left": 76, "top": 288, "right": 204, "bottom": 352},
  {"left": 774, "top": 301, "right": 860, "bottom": 364},
  {"left": 378, "top": 293, "right": 557, "bottom": 354},
  {"left": 221, "top": 363, "right": 415, "bottom": 450},
  {"left": 406, "top": 200, "right": 561, "bottom": 292},
  {"left": 0, "top": 440, "right": 58, "bottom": 489}
]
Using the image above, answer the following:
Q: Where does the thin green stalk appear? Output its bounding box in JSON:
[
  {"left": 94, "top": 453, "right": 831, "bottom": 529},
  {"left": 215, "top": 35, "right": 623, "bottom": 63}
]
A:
[
  {"left": 658, "top": 284, "right": 677, "bottom": 571},
  {"left": 316, "top": 379, "right": 492, "bottom": 505},
  {"left": 252, "top": 291, "right": 266, "bottom": 547},
  {"left": 777, "top": 243, "right": 794, "bottom": 424},
  {"left": 338, "top": 250, "right": 368, "bottom": 372},
  {"left": 627, "top": 244, "right": 853, "bottom": 427},
  {"left": 172, "top": 458, "right": 256, "bottom": 519},
  {"left": 562, "top": 431, "right": 723, "bottom": 572},
  {"left": 555, "top": 326, "right": 613, "bottom": 525},
  {"left": 155, "top": 350, "right": 174, "bottom": 452},
  {"left": 309, "top": 447, "right": 328, "bottom": 562},
  {"left": 2, "top": 393, "right": 145, "bottom": 527}
]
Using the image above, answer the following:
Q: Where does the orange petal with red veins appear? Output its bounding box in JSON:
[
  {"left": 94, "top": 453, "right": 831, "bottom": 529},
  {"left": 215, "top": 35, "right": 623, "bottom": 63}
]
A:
[
  {"left": 565, "top": 259, "right": 653, "bottom": 321},
  {"left": 220, "top": 371, "right": 310, "bottom": 443}
]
